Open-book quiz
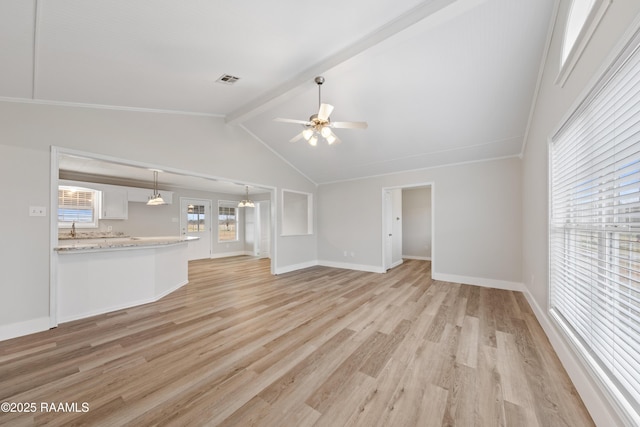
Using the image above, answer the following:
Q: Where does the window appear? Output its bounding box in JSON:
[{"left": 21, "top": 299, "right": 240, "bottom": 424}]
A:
[
  {"left": 58, "top": 186, "right": 99, "bottom": 228},
  {"left": 557, "top": 0, "right": 610, "bottom": 86},
  {"left": 550, "top": 28, "right": 640, "bottom": 425},
  {"left": 218, "top": 201, "right": 238, "bottom": 242},
  {"left": 187, "top": 204, "right": 206, "bottom": 232}
]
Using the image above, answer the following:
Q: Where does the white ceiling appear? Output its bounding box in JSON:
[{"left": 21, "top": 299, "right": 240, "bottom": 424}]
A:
[{"left": 1, "top": 0, "right": 555, "bottom": 185}]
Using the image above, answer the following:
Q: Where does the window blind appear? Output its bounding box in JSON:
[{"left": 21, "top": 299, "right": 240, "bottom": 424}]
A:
[
  {"left": 550, "top": 34, "right": 640, "bottom": 424},
  {"left": 58, "top": 188, "right": 96, "bottom": 223}
]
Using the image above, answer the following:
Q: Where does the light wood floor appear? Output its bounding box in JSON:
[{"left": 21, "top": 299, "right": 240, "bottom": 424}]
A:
[{"left": 0, "top": 257, "right": 593, "bottom": 426}]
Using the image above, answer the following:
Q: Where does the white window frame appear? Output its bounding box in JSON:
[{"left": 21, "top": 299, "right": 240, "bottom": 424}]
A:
[
  {"left": 58, "top": 185, "right": 100, "bottom": 229},
  {"left": 218, "top": 200, "right": 239, "bottom": 243},
  {"left": 281, "top": 189, "right": 313, "bottom": 236},
  {"left": 556, "top": 0, "right": 611, "bottom": 87},
  {"left": 549, "top": 21, "right": 640, "bottom": 426}
]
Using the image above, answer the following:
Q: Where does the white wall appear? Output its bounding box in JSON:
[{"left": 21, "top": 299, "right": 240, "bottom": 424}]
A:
[
  {"left": 0, "top": 101, "right": 317, "bottom": 340},
  {"left": 522, "top": 1, "right": 640, "bottom": 426},
  {"left": 402, "top": 187, "right": 432, "bottom": 260},
  {"left": 318, "top": 157, "right": 522, "bottom": 285},
  {"left": 0, "top": 144, "right": 51, "bottom": 337}
]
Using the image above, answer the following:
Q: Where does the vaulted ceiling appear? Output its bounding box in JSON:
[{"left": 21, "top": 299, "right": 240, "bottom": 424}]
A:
[{"left": 1, "top": 0, "right": 555, "bottom": 186}]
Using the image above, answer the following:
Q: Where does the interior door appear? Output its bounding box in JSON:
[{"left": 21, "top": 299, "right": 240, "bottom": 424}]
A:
[
  {"left": 257, "top": 201, "right": 271, "bottom": 258},
  {"left": 180, "top": 198, "right": 212, "bottom": 261},
  {"left": 243, "top": 201, "right": 271, "bottom": 258},
  {"left": 384, "top": 191, "right": 393, "bottom": 270}
]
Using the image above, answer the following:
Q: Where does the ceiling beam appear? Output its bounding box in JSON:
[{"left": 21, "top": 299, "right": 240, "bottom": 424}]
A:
[{"left": 225, "top": 0, "right": 487, "bottom": 125}]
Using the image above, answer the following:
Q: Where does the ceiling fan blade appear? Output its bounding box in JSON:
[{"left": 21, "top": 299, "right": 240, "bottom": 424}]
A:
[
  {"left": 289, "top": 132, "right": 305, "bottom": 143},
  {"left": 331, "top": 121, "right": 368, "bottom": 129},
  {"left": 274, "top": 118, "right": 310, "bottom": 125},
  {"left": 317, "top": 103, "right": 334, "bottom": 121}
]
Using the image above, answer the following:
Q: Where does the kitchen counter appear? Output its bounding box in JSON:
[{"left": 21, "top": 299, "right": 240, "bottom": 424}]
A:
[
  {"left": 55, "top": 236, "right": 199, "bottom": 323},
  {"left": 55, "top": 236, "right": 199, "bottom": 253}
]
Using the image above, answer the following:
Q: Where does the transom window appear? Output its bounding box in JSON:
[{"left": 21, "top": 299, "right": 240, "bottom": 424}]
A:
[
  {"left": 562, "top": 0, "right": 596, "bottom": 65},
  {"left": 218, "top": 201, "right": 238, "bottom": 242},
  {"left": 557, "top": 0, "right": 610, "bottom": 86}
]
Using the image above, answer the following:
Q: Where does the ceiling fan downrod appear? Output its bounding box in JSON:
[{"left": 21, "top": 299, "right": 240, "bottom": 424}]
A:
[{"left": 315, "top": 76, "right": 324, "bottom": 109}]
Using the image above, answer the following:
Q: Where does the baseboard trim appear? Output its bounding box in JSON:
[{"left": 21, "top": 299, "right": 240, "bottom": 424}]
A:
[
  {"left": 209, "top": 251, "right": 250, "bottom": 259},
  {"left": 274, "top": 261, "right": 319, "bottom": 275},
  {"left": 523, "top": 291, "right": 626, "bottom": 427},
  {"left": 275, "top": 260, "right": 387, "bottom": 275},
  {"left": 388, "top": 259, "right": 404, "bottom": 269},
  {"left": 318, "top": 260, "right": 386, "bottom": 274},
  {"left": 432, "top": 272, "right": 525, "bottom": 292},
  {"left": 402, "top": 255, "right": 432, "bottom": 261},
  {"left": 0, "top": 316, "right": 51, "bottom": 342}
]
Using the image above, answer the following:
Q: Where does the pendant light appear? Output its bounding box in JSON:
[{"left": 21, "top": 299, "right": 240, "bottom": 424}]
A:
[
  {"left": 238, "top": 186, "right": 255, "bottom": 208},
  {"left": 146, "top": 170, "right": 166, "bottom": 206}
]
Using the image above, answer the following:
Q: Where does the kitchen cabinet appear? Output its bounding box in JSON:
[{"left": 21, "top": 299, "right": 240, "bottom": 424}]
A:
[
  {"left": 100, "top": 188, "right": 128, "bottom": 219},
  {"left": 56, "top": 239, "right": 190, "bottom": 322}
]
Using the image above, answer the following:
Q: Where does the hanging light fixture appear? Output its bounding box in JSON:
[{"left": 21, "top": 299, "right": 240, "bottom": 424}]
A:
[
  {"left": 238, "top": 186, "right": 255, "bottom": 208},
  {"left": 146, "top": 170, "right": 166, "bottom": 206}
]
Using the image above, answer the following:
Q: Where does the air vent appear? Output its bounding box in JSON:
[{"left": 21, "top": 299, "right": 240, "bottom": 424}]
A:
[{"left": 216, "top": 74, "right": 240, "bottom": 85}]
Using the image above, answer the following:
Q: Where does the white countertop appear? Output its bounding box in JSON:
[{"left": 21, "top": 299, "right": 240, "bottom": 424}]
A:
[{"left": 55, "top": 236, "right": 199, "bottom": 253}]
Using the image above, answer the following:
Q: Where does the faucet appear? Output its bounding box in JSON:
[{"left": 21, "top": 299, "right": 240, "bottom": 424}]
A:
[{"left": 71, "top": 222, "right": 76, "bottom": 238}]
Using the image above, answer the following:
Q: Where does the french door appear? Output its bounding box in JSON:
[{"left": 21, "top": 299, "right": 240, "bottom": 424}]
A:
[{"left": 180, "top": 198, "right": 212, "bottom": 261}]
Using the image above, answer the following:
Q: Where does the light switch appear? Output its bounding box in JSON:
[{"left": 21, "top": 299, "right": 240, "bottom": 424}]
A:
[{"left": 29, "top": 206, "right": 47, "bottom": 216}]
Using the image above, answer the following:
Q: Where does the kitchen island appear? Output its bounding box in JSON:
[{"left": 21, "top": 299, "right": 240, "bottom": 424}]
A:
[{"left": 55, "top": 236, "right": 198, "bottom": 323}]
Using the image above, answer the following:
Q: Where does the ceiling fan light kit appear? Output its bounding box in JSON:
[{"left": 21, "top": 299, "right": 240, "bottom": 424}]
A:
[{"left": 275, "top": 76, "right": 367, "bottom": 146}]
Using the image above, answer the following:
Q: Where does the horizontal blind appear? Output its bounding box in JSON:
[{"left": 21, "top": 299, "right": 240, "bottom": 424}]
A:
[
  {"left": 58, "top": 188, "right": 95, "bottom": 223},
  {"left": 58, "top": 188, "right": 93, "bottom": 208},
  {"left": 550, "top": 34, "right": 640, "bottom": 424}
]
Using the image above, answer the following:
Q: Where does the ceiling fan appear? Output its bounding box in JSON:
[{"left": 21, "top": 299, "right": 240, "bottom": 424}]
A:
[{"left": 274, "top": 76, "right": 368, "bottom": 146}]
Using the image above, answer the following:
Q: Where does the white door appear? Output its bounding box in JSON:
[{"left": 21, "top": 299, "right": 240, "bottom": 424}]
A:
[
  {"left": 384, "top": 191, "right": 393, "bottom": 270},
  {"left": 245, "top": 205, "right": 256, "bottom": 255},
  {"left": 255, "top": 201, "right": 271, "bottom": 258},
  {"left": 180, "top": 198, "right": 212, "bottom": 261},
  {"left": 243, "top": 201, "right": 271, "bottom": 258}
]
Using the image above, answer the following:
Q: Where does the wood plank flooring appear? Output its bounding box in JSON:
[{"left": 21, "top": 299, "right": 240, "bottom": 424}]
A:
[{"left": 0, "top": 257, "right": 594, "bottom": 426}]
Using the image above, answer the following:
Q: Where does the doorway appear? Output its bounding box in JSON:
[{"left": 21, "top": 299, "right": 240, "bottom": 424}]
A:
[
  {"left": 244, "top": 200, "right": 271, "bottom": 258},
  {"left": 180, "top": 198, "right": 212, "bottom": 261},
  {"left": 382, "top": 183, "right": 434, "bottom": 273},
  {"left": 384, "top": 190, "right": 401, "bottom": 270}
]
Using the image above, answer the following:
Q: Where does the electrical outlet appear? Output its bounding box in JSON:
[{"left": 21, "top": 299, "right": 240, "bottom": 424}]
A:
[{"left": 29, "top": 206, "right": 46, "bottom": 216}]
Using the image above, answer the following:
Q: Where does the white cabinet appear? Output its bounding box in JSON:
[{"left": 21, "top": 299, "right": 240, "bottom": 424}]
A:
[{"left": 100, "top": 188, "right": 128, "bottom": 219}]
